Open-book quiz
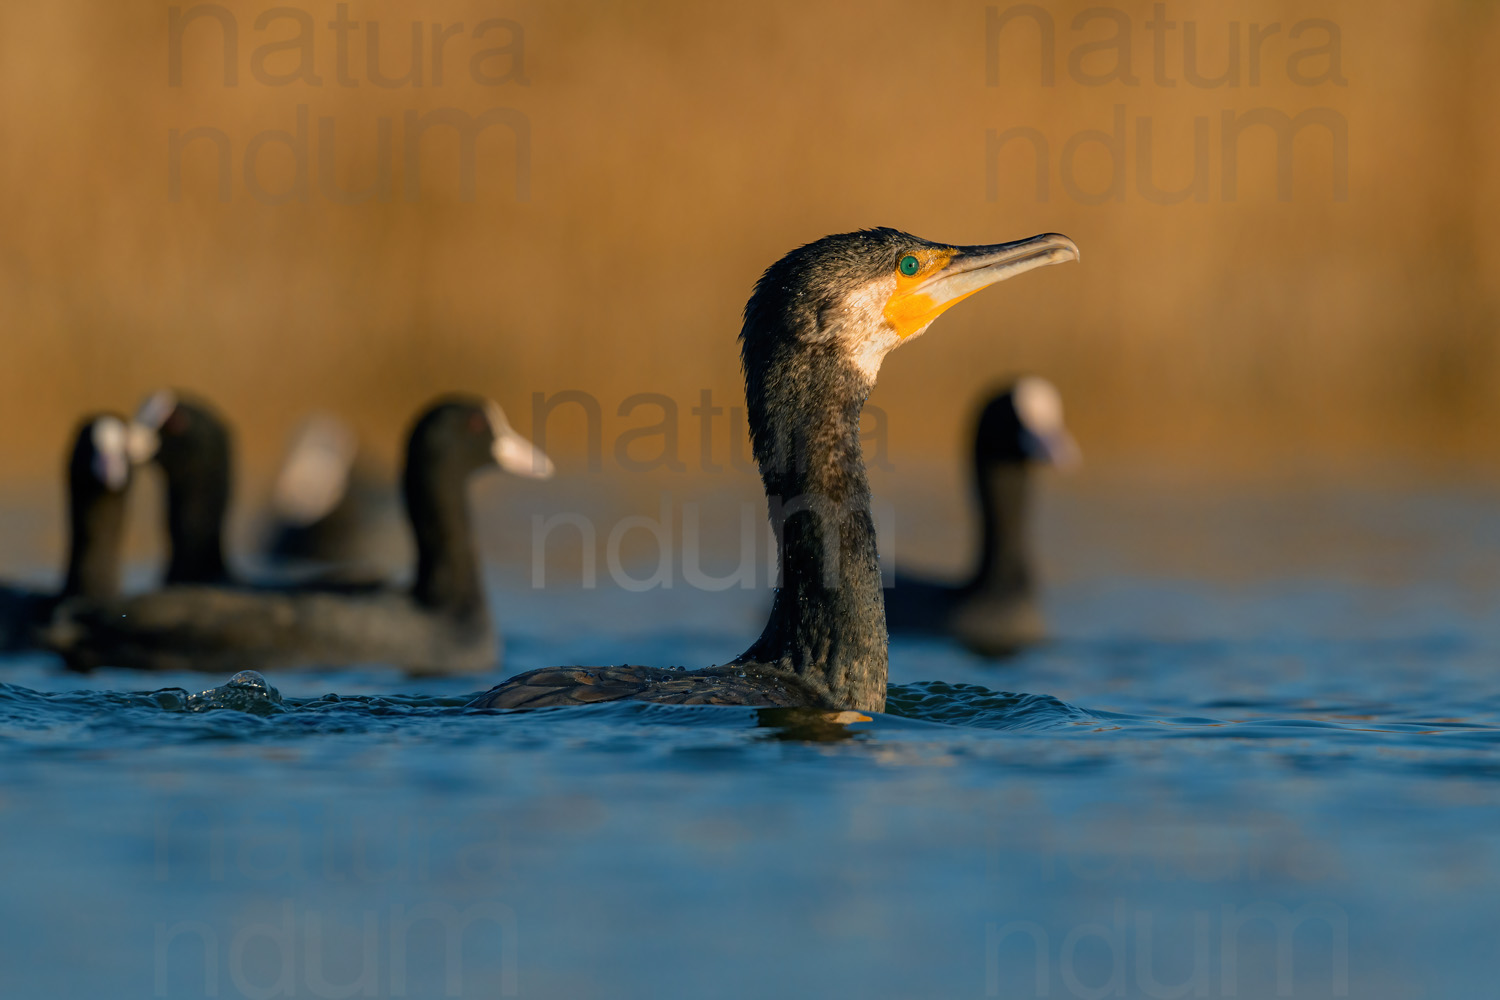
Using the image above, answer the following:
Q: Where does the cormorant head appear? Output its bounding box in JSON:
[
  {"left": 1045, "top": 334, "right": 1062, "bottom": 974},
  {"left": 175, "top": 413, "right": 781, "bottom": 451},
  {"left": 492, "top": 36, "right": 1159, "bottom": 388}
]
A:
[
  {"left": 742, "top": 228, "right": 1078, "bottom": 386},
  {"left": 69, "top": 414, "right": 134, "bottom": 495},
  {"left": 405, "top": 396, "right": 555, "bottom": 482},
  {"left": 975, "top": 376, "right": 1080, "bottom": 469}
]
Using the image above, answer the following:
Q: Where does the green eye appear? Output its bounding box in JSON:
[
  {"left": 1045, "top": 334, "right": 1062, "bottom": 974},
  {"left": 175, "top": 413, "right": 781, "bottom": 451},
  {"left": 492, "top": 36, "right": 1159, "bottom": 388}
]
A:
[{"left": 899, "top": 255, "right": 920, "bottom": 276}]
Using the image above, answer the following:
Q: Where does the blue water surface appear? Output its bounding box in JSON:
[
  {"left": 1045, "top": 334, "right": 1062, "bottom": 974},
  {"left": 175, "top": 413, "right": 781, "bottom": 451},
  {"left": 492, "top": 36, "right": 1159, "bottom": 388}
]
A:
[{"left": 1, "top": 477, "right": 1498, "bottom": 999}]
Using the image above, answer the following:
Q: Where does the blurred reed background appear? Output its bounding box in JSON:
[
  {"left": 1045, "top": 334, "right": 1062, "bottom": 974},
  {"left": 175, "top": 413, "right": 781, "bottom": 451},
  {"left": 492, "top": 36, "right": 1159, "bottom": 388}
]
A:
[{"left": 0, "top": 0, "right": 1496, "bottom": 495}]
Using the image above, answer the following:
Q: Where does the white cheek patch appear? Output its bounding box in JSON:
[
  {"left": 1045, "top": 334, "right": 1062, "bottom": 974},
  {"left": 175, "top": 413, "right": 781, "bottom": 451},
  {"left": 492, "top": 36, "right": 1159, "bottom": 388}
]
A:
[
  {"left": 90, "top": 417, "right": 131, "bottom": 492},
  {"left": 837, "top": 277, "right": 904, "bottom": 384},
  {"left": 848, "top": 326, "right": 902, "bottom": 383},
  {"left": 271, "top": 415, "right": 359, "bottom": 525},
  {"left": 485, "top": 400, "right": 555, "bottom": 479}
]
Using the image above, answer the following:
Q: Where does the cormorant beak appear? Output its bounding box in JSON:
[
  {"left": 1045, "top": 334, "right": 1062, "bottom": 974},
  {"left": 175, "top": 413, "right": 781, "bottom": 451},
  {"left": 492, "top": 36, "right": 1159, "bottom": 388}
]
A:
[
  {"left": 885, "top": 233, "right": 1079, "bottom": 339},
  {"left": 484, "top": 401, "right": 555, "bottom": 479}
]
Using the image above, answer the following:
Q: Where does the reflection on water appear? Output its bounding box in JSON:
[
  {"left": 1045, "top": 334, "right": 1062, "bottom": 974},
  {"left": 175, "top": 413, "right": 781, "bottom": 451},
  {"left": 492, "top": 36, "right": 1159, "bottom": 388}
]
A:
[{"left": 1, "top": 481, "right": 1498, "bottom": 998}]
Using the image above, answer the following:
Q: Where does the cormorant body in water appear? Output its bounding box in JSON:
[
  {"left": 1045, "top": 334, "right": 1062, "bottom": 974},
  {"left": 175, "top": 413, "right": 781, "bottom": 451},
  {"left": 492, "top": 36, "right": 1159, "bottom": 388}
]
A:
[
  {"left": 43, "top": 396, "right": 552, "bottom": 674},
  {"left": 472, "top": 228, "right": 1079, "bottom": 713},
  {"left": 885, "top": 377, "right": 1078, "bottom": 656}
]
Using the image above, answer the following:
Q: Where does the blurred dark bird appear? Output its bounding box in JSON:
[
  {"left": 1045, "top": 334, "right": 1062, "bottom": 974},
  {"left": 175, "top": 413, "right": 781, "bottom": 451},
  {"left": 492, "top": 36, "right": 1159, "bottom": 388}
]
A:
[
  {"left": 0, "top": 415, "right": 142, "bottom": 651},
  {"left": 43, "top": 396, "right": 553, "bottom": 675},
  {"left": 885, "top": 377, "right": 1078, "bottom": 656},
  {"left": 133, "top": 392, "right": 391, "bottom": 587},
  {"left": 131, "top": 390, "right": 233, "bottom": 586},
  {"left": 260, "top": 413, "right": 395, "bottom": 573},
  {"left": 471, "top": 228, "right": 1079, "bottom": 713}
]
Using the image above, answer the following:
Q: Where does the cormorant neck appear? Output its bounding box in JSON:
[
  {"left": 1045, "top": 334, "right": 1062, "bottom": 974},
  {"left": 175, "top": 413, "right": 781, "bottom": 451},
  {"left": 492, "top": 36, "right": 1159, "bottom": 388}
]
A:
[
  {"left": 405, "top": 453, "right": 484, "bottom": 618},
  {"left": 165, "top": 469, "right": 229, "bottom": 585},
  {"left": 64, "top": 482, "right": 127, "bottom": 600},
  {"left": 739, "top": 343, "right": 888, "bottom": 712},
  {"left": 968, "top": 462, "right": 1032, "bottom": 597}
]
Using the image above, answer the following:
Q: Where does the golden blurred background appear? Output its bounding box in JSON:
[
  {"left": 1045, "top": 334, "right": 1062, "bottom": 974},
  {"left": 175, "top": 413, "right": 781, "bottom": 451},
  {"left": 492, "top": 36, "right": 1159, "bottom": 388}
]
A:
[{"left": 0, "top": 0, "right": 1496, "bottom": 494}]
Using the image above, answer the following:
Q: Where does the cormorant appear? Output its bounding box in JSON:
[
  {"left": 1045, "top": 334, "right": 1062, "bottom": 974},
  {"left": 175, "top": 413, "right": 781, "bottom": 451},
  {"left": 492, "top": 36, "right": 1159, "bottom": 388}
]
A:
[
  {"left": 471, "top": 228, "right": 1079, "bottom": 713},
  {"left": 42, "top": 396, "right": 553, "bottom": 674},
  {"left": 884, "top": 377, "right": 1078, "bottom": 656},
  {"left": 0, "top": 415, "right": 140, "bottom": 651}
]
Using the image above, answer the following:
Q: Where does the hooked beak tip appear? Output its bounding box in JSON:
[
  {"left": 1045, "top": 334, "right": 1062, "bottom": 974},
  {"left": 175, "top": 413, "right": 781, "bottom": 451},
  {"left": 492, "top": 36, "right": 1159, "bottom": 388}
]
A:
[{"left": 1049, "top": 234, "right": 1080, "bottom": 263}]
